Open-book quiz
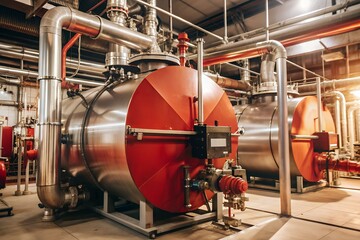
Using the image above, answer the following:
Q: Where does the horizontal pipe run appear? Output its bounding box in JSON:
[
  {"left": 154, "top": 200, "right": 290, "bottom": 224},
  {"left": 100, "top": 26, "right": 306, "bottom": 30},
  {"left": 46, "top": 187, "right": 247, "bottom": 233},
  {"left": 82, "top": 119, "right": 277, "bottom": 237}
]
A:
[
  {"left": 204, "top": 72, "right": 252, "bottom": 91},
  {"left": 0, "top": 44, "right": 105, "bottom": 76},
  {"left": 225, "top": 62, "right": 260, "bottom": 76},
  {"left": 227, "top": 0, "right": 360, "bottom": 43},
  {"left": 200, "top": 8, "right": 360, "bottom": 65},
  {"left": 298, "top": 76, "right": 360, "bottom": 93},
  {"left": 291, "top": 135, "right": 319, "bottom": 140},
  {"left": 0, "top": 100, "right": 19, "bottom": 107},
  {"left": 0, "top": 66, "right": 103, "bottom": 87}
]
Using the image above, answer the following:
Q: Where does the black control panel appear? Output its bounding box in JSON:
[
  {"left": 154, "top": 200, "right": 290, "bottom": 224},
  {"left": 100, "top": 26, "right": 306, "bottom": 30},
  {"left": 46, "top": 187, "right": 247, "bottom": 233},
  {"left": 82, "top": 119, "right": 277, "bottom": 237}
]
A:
[{"left": 191, "top": 125, "right": 232, "bottom": 159}]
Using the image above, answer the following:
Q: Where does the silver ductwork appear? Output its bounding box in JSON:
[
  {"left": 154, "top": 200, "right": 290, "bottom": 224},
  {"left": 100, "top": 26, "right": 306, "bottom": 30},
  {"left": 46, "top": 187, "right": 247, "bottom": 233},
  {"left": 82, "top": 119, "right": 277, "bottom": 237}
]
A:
[
  {"left": 144, "top": 0, "right": 161, "bottom": 53},
  {"left": 37, "top": 6, "right": 153, "bottom": 210},
  {"left": 298, "top": 77, "right": 360, "bottom": 93},
  {"left": 348, "top": 105, "right": 360, "bottom": 159},
  {"left": 322, "top": 91, "right": 348, "bottom": 151},
  {"left": 0, "top": 65, "right": 104, "bottom": 87},
  {"left": 106, "top": 0, "right": 131, "bottom": 67}
]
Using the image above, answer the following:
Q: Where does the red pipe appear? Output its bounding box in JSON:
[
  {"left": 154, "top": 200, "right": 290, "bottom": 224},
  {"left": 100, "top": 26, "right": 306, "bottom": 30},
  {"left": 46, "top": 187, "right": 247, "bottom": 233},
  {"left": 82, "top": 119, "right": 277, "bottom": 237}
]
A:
[
  {"left": 61, "top": 33, "right": 81, "bottom": 88},
  {"left": 177, "top": 32, "right": 189, "bottom": 67},
  {"left": 61, "top": 0, "right": 106, "bottom": 88},
  {"left": 203, "top": 19, "right": 360, "bottom": 66},
  {"left": 316, "top": 153, "right": 360, "bottom": 174}
]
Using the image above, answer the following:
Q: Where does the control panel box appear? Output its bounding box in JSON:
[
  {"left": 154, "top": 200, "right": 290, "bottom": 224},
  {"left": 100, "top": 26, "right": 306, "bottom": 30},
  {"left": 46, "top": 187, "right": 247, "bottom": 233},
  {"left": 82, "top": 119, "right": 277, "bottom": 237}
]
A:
[
  {"left": 312, "top": 131, "right": 339, "bottom": 152},
  {"left": 191, "top": 125, "right": 232, "bottom": 159}
]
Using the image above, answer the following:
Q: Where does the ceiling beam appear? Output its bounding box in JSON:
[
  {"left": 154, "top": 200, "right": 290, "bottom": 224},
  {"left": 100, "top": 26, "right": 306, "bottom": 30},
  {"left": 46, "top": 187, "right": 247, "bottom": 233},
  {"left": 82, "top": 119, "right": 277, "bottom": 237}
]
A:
[{"left": 26, "top": 0, "right": 48, "bottom": 18}]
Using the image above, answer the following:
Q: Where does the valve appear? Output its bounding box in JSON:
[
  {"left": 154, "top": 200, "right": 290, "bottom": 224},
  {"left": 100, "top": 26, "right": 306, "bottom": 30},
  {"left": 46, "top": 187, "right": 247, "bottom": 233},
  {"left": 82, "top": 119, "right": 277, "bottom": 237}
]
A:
[{"left": 177, "top": 32, "right": 189, "bottom": 67}]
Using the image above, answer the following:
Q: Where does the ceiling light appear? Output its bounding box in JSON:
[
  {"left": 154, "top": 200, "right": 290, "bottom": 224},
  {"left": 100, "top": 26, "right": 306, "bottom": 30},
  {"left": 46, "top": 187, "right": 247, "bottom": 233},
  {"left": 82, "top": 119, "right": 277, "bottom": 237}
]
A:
[
  {"left": 300, "top": 0, "right": 313, "bottom": 10},
  {"left": 321, "top": 51, "right": 344, "bottom": 62},
  {"left": 350, "top": 90, "right": 360, "bottom": 97}
]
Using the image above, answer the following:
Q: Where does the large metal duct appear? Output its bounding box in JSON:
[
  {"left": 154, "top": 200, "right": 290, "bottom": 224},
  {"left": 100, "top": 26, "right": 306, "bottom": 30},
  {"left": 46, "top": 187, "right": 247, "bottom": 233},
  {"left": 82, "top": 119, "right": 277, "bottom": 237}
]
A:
[{"left": 37, "top": 6, "right": 153, "bottom": 210}]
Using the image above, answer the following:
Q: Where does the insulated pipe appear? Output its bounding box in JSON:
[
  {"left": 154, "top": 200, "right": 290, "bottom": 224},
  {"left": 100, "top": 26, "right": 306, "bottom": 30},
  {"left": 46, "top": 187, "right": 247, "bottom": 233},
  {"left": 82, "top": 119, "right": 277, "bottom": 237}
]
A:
[
  {"left": 348, "top": 105, "right": 360, "bottom": 159},
  {"left": 144, "top": 0, "right": 161, "bottom": 52},
  {"left": 228, "top": 40, "right": 290, "bottom": 215},
  {"left": 298, "top": 76, "right": 360, "bottom": 93},
  {"left": 106, "top": 0, "right": 130, "bottom": 67},
  {"left": 227, "top": 0, "right": 360, "bottom": 43},
  {"left": 0, "top": 44, "right": 105, "bottom": 76},
  {"left": 197, "top": 38, "right": 204, "bottom": 125},
  {"left": 0, "top": 100, "right": 19, "bottom": 107},
  {"left": 260, "top": 53, "right": 276, "bottom": 83},
  {"left": 0, "top": 66, "right": 103, "bottom": 87},
  {"left": 322, "top": 91, "right": 348, "bottom": 151},
  {"left": 201, "top": 9, "right": 360, "bottom": 65},
  {"left": 265, "top": 41, "right": 291, "bottom": 217},
  {"left": 37, "top": 6, "right": 153, "bottom": 209},
  {"left": 334, "top": 99, "right": 342, "bottom": 147},
  {"left": 316, "top": 77, "right": 324, "bottom": 132},
  {"left": 224, "top": 0, "right": 228, "bottom": 42},
  {"left": 203, "top": 72, "right": 252, "bottom": 91},
  {"left": 357, "top": 110, "right": 360, "bottom": 143},
  {"left": 169, "top": 0, "right": 173, "bottom": 40}
]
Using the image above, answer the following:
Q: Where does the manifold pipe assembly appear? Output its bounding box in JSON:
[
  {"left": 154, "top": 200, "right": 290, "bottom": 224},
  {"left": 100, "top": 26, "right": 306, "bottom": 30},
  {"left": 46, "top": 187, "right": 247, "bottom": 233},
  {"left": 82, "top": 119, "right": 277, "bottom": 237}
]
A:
[{"left": 37, "top": 6, "right": 152, "bottom": 210}]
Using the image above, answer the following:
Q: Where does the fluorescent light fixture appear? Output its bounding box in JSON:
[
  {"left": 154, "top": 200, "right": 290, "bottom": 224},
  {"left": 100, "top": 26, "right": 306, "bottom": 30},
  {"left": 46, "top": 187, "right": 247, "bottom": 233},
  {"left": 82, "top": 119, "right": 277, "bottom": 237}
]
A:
[
  {"left": 321, "top": 51, "right": 344, "bottom": 62},
  {"left": 350, "top": 90, "right": 360, "bottom": 97},
  {"left": 300, "top": 0, "right": 313, "bottom": 10}
]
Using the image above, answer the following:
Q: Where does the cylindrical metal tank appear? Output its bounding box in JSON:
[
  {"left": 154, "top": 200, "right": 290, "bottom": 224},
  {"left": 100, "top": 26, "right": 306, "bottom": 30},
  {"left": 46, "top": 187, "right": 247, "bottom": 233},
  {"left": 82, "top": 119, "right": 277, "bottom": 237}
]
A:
[
  {"left": 61, "top": 66, "right": 238, "bottom": 213},
  {"left": 235, "top": 96, "right": 335, "bottom": 182}
]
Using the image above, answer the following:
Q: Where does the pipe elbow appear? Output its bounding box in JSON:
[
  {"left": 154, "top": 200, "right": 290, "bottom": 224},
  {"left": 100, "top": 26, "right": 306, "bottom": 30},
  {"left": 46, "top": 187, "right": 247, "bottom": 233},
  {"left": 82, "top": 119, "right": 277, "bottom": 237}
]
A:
[
  {"left": 37, "top": 185, "right": 66, "bottom": 209},
  {"left": 256, "top": 40, "right": 287, "bottom": 59},
  {"left": 40, "top": 6, "right": 73, "bottom": 35}
]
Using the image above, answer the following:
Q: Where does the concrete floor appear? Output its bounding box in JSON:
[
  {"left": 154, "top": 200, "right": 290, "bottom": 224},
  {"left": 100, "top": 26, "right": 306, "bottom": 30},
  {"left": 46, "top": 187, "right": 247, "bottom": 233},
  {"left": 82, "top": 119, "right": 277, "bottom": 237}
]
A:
[{"left": 0, "top": 179, "right": 360, "bottom": 240}]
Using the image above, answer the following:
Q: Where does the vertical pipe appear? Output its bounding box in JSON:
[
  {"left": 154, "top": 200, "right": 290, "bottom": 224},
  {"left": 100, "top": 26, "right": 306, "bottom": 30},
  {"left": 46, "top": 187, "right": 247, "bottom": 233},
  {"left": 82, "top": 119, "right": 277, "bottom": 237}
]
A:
[
  {"left": 169, "top": 0, "right": 173, "bottom": 40},
  {"left": 241, "top": 59, "right": 251, "bottom": 82},
  {"left": 348, "top": 106, "right": 359, "bottom": 159},
  {"left": 15, "top": 135, "right": 22, "bottom": 196},
  {"left": 197, "top": 38, "right": 204, "bottom": 125},
  {"left": 346, "top": 45, "right": 350, "bottom": 78},
  {"left": 356, "top": 110, "right": 360, "bottom": 142},
  {"left": 0, "top": 125, "right": 2, "bottom": 157},
  {"left": 23, "top": 156, "right": 30, "bottom": 195},
  {"left": 276, "top": 53, "right": 291, "bottom": 216},
  {"left": 316, "top": 77, "right": 323, "bottom": 132},
  {"left": 145, "top": 0, "right": 161, "bottom": 52},
  {"left": 256, "top": 40, "right": 291, "bottom": 216},
  {"left": 265, "top": 0, "right": 269, "bottom": 41},
  {"left": 334, "top": 99, "right": 342, "bottom": 147},
  {"left": 224, "top": 0, "right": 228, "bottom": 42}
]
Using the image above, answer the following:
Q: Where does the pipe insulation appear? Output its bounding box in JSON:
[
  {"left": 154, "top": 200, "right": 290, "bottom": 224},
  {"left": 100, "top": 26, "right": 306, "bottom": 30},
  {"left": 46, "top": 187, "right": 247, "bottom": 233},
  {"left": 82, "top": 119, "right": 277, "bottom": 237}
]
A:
[
  {"left": 37, "top": 6, "right": 153, "bottom": 209},
  {"left": 201, "top": 8, "right": 360, "bottom": 65}
]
